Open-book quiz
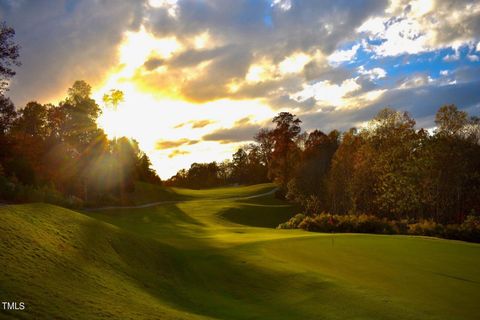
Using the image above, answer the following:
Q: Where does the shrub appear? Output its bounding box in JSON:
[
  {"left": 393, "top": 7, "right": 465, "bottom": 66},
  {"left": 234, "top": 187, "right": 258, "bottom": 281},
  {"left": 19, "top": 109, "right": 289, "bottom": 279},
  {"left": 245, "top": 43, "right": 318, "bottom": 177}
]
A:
[
  {"left": 279, "top": 213, "right": 396, "bottom": 234},
  {"left": 408, "top": 220, "right": 444, "bottom": 237},
  {"left": 0, "top": 175, "right": 83, "bottom": 208},
  {"left": 278, "top": 213, "right": 306, "bottom": 229},
  {"left": 458, "top": 215, "right": 480, "bottom": 242},
  {"left": 278, "top": 213, "right": 480, "bottom": 243},
  {"left": 274, "top": 188, "right": 286, "bottom": 200},
  {"left": 0, "top": 175, "right": 16, "bottom": 200}
]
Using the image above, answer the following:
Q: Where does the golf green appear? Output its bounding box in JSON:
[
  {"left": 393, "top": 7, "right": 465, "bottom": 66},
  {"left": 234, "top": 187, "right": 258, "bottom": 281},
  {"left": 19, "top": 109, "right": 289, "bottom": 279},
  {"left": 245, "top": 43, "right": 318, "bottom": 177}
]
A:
[{"left": 1, "top": 184, "right": 479, "bottom": 319}]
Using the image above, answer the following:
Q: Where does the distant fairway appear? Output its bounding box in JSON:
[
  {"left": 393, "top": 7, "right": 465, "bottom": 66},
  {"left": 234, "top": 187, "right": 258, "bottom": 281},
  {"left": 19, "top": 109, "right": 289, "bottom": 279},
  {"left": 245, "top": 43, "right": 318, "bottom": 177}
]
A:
[{"left": 1, "top": 184, "right": 480, "bottom": 319}]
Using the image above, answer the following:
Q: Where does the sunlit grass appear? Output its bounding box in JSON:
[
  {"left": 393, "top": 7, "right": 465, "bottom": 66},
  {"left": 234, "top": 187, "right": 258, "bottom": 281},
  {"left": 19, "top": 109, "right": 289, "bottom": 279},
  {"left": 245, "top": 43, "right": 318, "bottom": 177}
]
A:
[{"left": 1, "top": 184, "right": 480, "bottom": 319}]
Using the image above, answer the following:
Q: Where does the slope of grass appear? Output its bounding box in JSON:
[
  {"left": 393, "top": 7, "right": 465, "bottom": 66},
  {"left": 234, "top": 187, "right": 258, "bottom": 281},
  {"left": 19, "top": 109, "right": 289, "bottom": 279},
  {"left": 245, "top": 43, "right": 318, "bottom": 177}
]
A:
[
  {"left": 218, "top": 195, "right": 301, "bottom": 228},
  {"left": 0, "top": 204, "right": 210, "bottom": 320},
  {"left": 112, "top": 182, "right": 277, "bottom": 206},
  {"left": 1, "top": 184, "right": 480, "bottom": 319},
  {"left": 129, "top": 181, "right": 189, "bottom": 204},
  {"left": 168, "top": 182, "right": 276, "bottom": 200}
]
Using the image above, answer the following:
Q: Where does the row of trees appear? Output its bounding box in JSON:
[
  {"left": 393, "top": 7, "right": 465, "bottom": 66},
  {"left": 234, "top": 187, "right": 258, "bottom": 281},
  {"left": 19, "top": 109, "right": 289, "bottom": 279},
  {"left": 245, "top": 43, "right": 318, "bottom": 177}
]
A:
[
  {"left": 168, "top": 107, "right": 480, "bottom": 224},
  {"left": 166, "top": 144, "right": 269, "bottom": 188},
  {"left": 274, "top": 107, "right": 480, "bottom": 224},
  {"left": 165, "top": 112, "right": 308, "bottom": 189},
  {"left": 0, "top": 22, "right": 160, "bottom": 206},
  {"left": 0, "top": 81, "right": 161, "bottom": 205}
]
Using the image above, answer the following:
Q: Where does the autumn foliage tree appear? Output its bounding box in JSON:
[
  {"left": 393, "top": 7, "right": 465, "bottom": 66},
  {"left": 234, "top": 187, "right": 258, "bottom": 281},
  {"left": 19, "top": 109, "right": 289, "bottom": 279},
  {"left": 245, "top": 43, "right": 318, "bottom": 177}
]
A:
[
  {"left": 1, "top": 81, "right": 161, "bottom": 205},
  {"left": 167, "top": 105, "right": 479, "bottom": 227},
  {"left": 268, "top": 112, "right": 302, "bottom": 191},
  {"left": 0, "top": 22, "right": 20, "bottom": 93}
]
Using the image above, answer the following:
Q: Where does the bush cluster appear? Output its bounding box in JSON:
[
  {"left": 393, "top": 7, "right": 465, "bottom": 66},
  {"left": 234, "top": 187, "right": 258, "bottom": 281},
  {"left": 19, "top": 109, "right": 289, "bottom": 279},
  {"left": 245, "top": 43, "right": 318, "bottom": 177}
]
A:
[
  {"left": 0, "top": 174, "right": 83, "bottom": 208},
  {"left": 278, "top": 213, "right": 480, "bottom": 243}
]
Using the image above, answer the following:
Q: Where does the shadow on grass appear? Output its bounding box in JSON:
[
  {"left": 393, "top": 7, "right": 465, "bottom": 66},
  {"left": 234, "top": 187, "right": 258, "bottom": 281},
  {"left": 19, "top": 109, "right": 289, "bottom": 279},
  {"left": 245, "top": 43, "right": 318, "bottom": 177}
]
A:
[
  {"left": 218, "top": 202, "right": 297, "bottom": 228},
  {"left": 72, "top": 203, "right": 408, "bottom": 320},
  {"left": 75, "top": 217, "right": 333, "bottom": 320}
]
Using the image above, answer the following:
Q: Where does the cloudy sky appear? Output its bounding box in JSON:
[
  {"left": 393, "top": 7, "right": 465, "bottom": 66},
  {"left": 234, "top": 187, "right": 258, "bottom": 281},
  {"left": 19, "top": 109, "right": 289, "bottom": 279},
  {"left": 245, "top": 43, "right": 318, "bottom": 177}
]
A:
[{"left": 1, "top": 0, "right": 480, "bottom": 178}]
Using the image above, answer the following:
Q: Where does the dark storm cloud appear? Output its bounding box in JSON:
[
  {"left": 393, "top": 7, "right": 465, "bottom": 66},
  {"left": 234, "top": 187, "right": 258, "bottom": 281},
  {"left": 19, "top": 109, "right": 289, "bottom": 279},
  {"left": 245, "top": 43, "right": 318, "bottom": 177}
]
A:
[{"left": 0, "top": 0, "right": 147, "bottom": 106}]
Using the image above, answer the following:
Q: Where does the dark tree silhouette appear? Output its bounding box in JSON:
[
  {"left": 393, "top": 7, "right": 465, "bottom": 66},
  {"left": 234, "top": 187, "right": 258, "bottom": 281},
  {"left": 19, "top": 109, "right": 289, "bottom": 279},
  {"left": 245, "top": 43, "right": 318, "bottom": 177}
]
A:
[{"left": 0, "top": 22, "right": 20, "bottom": 93}]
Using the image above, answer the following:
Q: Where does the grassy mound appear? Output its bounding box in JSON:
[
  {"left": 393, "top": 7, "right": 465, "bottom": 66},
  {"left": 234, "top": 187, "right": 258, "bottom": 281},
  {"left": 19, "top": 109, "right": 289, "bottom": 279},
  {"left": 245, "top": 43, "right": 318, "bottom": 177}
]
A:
[
  {"left": 219, "top": 195, "right": 300, "bottom": 228},
  {"left": 0, "top": 203, "right": 209, "bottom": 319},
  {"left": 1, "top": 184, "right": 480, "bottom": 319}
]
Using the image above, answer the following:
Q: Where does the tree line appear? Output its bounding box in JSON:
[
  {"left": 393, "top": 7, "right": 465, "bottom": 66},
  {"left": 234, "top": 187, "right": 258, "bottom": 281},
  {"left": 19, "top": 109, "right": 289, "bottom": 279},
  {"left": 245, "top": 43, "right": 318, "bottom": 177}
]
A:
[
  {"left": 168, "top": 107, "right": 480, "bottom": 225},
  {"left": 0, "top": 81, "right": 161, "bottom": 206},
  {"left": 0, "top": 22, "right": 160, "bottom": 206},
  {"left": 2, "top": 20, "right": 479, "bottom": 226},
  {"left": 288, "top": 107, "right": 479, "bottom": 224},
  {"left": 165, "top": 144, "right": 269, "bottom": 188}
]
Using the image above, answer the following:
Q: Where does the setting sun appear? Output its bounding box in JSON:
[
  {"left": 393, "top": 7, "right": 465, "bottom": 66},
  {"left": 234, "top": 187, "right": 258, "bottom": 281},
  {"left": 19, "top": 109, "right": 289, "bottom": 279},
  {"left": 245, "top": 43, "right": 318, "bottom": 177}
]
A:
[{"left": 93, "top": 28, "right": 277, "bottom": 178}]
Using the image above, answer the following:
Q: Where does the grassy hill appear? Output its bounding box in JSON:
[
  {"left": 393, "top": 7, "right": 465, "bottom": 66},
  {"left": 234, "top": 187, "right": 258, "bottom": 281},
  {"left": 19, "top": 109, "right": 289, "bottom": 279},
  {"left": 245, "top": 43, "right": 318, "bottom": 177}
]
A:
[{"left": 1, "top": 184, "right": 480, "bottom": 319}]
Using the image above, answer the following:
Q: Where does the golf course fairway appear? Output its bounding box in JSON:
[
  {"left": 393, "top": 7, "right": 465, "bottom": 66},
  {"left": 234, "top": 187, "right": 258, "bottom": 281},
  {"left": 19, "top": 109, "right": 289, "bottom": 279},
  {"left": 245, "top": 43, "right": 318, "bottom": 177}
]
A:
[{"left": 1, "top": 183, "right": 479, "bottom": 319}]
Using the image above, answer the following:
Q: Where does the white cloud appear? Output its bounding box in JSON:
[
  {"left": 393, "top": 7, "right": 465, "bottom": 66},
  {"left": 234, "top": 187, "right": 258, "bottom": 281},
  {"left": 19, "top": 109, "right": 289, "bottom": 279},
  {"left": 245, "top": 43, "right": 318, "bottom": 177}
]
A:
[
  {"left": 357, "top": 66, "right": 387, "bottom": 80},
  {"left": 148, "top": 0, "right": 179, "bottom": 17},
  {"left": 327, "top": 44, "right": 360, "bottom": 65},
  {"left": 443, "top": 50, "right": 461, "bottom": 62},
  {"left": 467, "top": 54, "right": 480, "bottom": 62},
  {"left": 362, "top": 89, "right": 386, "bottom": 101},
  {"left": 271, "top": 0, "right": 292, "bottom": 11},
  {"left": 440, "top": 70, "right": 449, "bottom": 76},
  {"left": 358, "top": 1, "right": 480, "bottom": 57},
  {"left": 357, "top": 17, "right": 385, "bottom": 34},
  {"left": 362, "top": 18, "right": 429, "bottom": 56},
  {"left": 399, "top": 74, "right": 430, "bottom": 89},
  {"left": 292, "top": 78, "right": 361, "bottom": 107},
  {"left": 278, "top": 53, "right": 311, "bottom": 75},
  {"left": 244, "top": 52, "right": 312, "bottom": 83}
]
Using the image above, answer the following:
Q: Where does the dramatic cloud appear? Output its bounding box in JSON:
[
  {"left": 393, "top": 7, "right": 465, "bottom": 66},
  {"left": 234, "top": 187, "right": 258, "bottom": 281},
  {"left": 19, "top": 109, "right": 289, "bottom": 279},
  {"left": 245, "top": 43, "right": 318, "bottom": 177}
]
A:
[
  {"left": 0, "top": 0, "right": 147, "bottom": 106},
  {"left": 301, "top": 79, "right": 480, "bottom": 132},
  {"left": 358, "top": 0, "right": 480, "bottom": 57},
  {"left": 136, "top": 0, "right": 387, "bottom": 102},
  {"left": 2, "top": 0, "right": 479, "bottom": 178}
]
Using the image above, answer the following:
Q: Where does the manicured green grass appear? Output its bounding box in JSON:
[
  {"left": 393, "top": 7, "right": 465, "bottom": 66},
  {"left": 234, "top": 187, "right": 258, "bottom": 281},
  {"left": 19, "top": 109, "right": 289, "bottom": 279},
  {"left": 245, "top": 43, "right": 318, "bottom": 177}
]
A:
[
  {"left": 129, "top": 181, "right": 189, "bottom": 204},
  {"left": 169, "top": 183, "right": 276, "bottom": 199},
  {"left": 120, "top": 182, "right": 277, "bottom": 205},
  {"left": 1, "top": 184, "right": 480, "bottom": 319}
]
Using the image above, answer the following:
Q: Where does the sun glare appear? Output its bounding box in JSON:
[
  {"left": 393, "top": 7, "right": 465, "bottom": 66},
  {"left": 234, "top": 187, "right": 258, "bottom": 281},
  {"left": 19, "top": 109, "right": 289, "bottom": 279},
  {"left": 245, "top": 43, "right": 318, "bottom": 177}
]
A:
[
  {"left": 117, "top": 27, "right": 181, "bottom": 78},
  {"left": 93, "top": 29, "right": 275, "bottom": 178}
]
